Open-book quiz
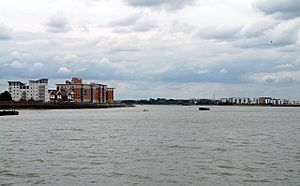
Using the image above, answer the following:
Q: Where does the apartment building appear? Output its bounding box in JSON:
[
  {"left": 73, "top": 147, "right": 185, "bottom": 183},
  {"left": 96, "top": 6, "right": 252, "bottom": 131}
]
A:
[
  {"left": 228, "top": 97, "right": 250, "bottom": 104},
  {"left": 8, "top": 78, "right": 49, "bottom": 102},
  {"left": 54, "top": 77, "right": 114, "bottom": 103}
]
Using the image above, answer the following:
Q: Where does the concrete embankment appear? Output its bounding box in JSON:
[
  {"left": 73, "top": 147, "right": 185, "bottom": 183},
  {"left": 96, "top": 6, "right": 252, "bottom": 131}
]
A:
[{"left": 0, "top": 102, "right": 133, "bottom": 109}]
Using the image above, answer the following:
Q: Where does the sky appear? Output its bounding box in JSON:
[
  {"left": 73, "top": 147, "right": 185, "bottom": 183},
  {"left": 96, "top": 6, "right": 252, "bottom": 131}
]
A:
[{"left": 0, "top": 0, "right": 299, "bottom": 100}]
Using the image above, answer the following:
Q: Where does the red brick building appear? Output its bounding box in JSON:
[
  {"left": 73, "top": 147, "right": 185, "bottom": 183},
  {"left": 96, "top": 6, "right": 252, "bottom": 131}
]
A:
[{"left": 54, "top": 78, "right": 114, "bottom": 103}]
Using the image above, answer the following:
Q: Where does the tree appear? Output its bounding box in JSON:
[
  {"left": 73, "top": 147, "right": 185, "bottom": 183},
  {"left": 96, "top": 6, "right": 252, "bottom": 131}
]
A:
[{"left": 0, "top": 91, "right": 12, "bottom": 101}]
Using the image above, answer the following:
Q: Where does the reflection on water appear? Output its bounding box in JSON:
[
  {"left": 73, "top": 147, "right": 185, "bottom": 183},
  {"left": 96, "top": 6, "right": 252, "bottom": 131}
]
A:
[{"left": 0, "top": 106, "right": 299, "bottom": 185}]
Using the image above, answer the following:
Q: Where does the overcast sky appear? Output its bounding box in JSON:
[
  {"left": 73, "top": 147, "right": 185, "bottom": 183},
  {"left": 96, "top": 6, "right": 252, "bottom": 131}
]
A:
[{"left": 0, "top": 0, "right": 299, "bottom": 99}]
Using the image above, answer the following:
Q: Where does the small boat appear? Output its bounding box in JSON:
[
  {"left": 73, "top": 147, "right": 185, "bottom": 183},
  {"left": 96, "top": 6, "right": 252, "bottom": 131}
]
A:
[
  {"left": 199, "top": 107, "right": 210, "bottom": 111},
  {"left": 0, "top": 110, "right": 19, "bottom": 116}
]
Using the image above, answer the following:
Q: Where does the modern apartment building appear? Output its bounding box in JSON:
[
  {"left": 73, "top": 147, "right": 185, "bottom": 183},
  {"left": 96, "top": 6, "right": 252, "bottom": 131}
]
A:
[
  {"left": 54, "top": 77, "right": 114, "bottom": 103},
  {"left": 8, "top": 78, "right": 49, "bottom": 102},
  {"left": 228, "top": 97, "right": 250, "bottom": 104}
]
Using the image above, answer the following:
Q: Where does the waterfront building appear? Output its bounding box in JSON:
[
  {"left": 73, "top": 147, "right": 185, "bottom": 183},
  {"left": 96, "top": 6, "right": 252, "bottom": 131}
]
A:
[
  {"left": 251, "top": 98, "right": 258, "bottom": 104},
  {"left": 219, "top": 98, "right": 228, "bottom": 103},
  {"left": 106, "top": 88, "right": 114, "bottom": 103},
  {"left": 228, "top": 97, "right": 250, "bottom": 104},
  {"left": 49, "top": 89, "right": 74, "bottom": 102},
  {"left": 55, "top": 77, "right": 114, "bottom": 103},
  {"left": 8, "top": 78, "right": 49, "bottom": 102}
]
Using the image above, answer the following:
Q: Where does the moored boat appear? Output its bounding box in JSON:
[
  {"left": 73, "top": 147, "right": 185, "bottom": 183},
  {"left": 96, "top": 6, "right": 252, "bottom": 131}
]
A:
[
  {"left": 0, "top": 110, "right": 19, "bottom": 116},
  {"left": 199, "top": 107, "right": 210, "bottom": 111}
]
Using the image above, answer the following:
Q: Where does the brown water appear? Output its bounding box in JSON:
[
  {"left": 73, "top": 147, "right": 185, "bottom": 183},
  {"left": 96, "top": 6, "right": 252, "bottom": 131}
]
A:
[{"left": 0, "top": 106, "right": 299, "bottom": 185}]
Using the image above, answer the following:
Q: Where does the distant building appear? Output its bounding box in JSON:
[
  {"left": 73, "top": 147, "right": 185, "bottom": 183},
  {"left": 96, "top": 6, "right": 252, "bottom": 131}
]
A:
[
  {"left": 8, "top": 78, "right": 49, "bottom": 102},
  {"left": 251, "top": 98, "right": 258, "bottom": 104},
  {"left": 219, "top": 98, "right": 228, "bottom": 104},
  {"left": 49, "top": 89, "right": 74, "bottom": 102},
  {"left": 258, "top": 97, "right": 266, "bottom": 105},
  {"left": 228, "top": 97, "right": 250, "bottom": 104},
  {"left": 54, "top": 77, "right": 114, "bottom": 103},
  {"left": 106, "top": 88, "right": 114, "bottom": 103}
]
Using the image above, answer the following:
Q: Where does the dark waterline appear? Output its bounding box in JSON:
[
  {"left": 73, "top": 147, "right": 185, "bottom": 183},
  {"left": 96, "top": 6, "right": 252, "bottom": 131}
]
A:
[{"left": 0, "top": 106, "right": 299, "bottom": 185}]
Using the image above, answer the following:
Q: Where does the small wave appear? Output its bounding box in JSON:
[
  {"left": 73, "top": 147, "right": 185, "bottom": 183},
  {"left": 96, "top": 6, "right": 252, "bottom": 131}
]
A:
[
  {"left": 129, "top": 174, "right": 152, "bottom": 180},
  {"left": 167, "top": 145, "right": 201, "bottom": 150},
  {"left": 111, "top": 171, "right": 125, "bottom": 176},
  {"left": 218, "top": 165, "right": 235, "bottom": 169},
  {"left": 63, "top": 173, "right": 77, "bottom": 177},
  {"left": 243, "top": 179, "right": 270, "bottom": 183},
  {"left": 90, "top": 161, "right": 103, "bottom": 165},
  {"left": 209, "top": 172, "right": 234, "bottom": 176}
]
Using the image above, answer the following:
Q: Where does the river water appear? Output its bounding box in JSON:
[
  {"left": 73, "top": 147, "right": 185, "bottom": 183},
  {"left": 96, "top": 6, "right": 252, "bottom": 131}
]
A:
[{"left": 0, "top": 105, "right": 299, "bottom": 185}]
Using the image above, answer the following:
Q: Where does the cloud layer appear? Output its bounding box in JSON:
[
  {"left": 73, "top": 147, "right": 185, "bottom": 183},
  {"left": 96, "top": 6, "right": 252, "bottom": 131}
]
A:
[
  {"left": 0, "top": 0, "right": 299, "bottom": 99},
  {"left": 125, "top": 0, "right": 195, "bottom": 10},
  {"left": 254, "top": 0, "right": 300, "bottom": 19}
]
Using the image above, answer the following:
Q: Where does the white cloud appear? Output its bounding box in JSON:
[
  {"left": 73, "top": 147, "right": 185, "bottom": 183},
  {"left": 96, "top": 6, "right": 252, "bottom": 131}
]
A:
[
  {"left": 276, "top": 63, "right": 294, "bottom": 69},
  {"left": 10, "top": 60, "right": 27, "bottom": 68},
  {"left": 219, "top": 69, "right": 228, "bottom": 74},
  {"left": 197, "top": 69, "right": 209, "bottom": 74},
  {"left": 63, "top": 54, "right": 79, "bottom": 63},
  {"left": 249, "top": 71, "right": 300, "bottom": 83},
  {"left": 10, "top": 51, "right": 30, "bottom": 59},
  {"left": 58, "top": 67, "right": 71, "bottom": 74},
  {"left": 32, "top": 62, "right": 44, "bottom": 69}
]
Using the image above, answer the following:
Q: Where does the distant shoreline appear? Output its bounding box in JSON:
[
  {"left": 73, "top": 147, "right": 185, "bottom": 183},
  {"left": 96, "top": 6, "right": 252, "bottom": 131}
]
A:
[
  {"left": 0, "top": 101, "right": 134, "bottom": 110},
  {"left": 133, "top": 104, "right": 300, "bottom": 107}
]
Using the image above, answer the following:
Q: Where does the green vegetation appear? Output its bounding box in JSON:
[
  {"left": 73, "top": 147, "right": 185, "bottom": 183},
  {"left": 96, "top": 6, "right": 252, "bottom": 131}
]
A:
[
  {"left": 121, "top": 98, "right": 219, "bottom": 105},
  {"left": 0, "top": 91, "right": 12, "bottom": 101}
]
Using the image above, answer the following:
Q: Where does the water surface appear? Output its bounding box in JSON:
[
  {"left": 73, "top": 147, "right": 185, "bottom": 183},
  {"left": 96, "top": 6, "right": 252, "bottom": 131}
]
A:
[{"left": 0, "top": 106, "right": 299, "bottom": 185}]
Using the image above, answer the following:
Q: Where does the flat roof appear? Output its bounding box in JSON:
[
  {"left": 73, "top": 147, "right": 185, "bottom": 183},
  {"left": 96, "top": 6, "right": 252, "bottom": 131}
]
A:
[{"left": 56, "top": 83, "right": 107, "bottom": 86}]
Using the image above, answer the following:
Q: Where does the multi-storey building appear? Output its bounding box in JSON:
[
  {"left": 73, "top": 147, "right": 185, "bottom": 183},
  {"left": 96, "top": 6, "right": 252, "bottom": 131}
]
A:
[
  {"left": 55, "top": 77, "right": 114, "bottom": 103},
  {"left": 228, "top": 97, "right": 250, "bottom": 104},
  {"left": 8, "top": 78, "right": 49, "bottom": 102}
]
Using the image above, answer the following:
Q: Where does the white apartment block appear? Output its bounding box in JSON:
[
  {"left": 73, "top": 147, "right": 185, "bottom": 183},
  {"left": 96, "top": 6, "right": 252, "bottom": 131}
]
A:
[
  {"left": 8, "top": 78, "right": 49, "bottom": 102},
  {"left": 228, "top": 97, "right": 250, "bottom": 104}
]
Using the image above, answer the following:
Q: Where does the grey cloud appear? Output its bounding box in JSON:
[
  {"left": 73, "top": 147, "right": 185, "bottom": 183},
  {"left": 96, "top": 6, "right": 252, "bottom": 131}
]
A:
[
  {"left": 125, "top": 0, "right": 196, "bottom": 10},
  {"left": 132, "top": 21, "right": 157, "bottom": 32},
  {"left": 254, "top": 0, "right": 300, "bottom": 19},
  {"left": 248, "top": 71, "right": 300, "bottom": 84},
  {"left": 110, "top": 14, "right": 140, "bottom": 27},
  {"left": 197, "top": 25, "right": 241, "bottom": 41},
  {"left": 46, "top": 12, "right": 71, "bottom": 33},
  {"left": 0, "top": 23, "right": 12, "bottom": 40},
  {"left": 235, "top": 19, "right": 300, "bottom": 48},
  {"left": 240, "top": 18, "right": 279, "bottom": 38},
  {"left": 110, "top": 13, "right": 158, "bottom": 33}
]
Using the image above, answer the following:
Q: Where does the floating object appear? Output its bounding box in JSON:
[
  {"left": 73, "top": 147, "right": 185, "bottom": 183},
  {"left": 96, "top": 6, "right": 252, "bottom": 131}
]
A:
[
  {"left": 143, "top": 109, "right": 149, "bottom": 112},
  {"left": 199, "top": 107, "right": 210, "bottom": 111},
  {"left": 0, "top": 110, "right": 19, "bottom": 116}
]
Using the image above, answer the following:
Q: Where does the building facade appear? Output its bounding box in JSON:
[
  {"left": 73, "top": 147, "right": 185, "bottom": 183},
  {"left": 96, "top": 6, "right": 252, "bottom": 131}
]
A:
[
  {"left": 54, "top": 78, "right": 114, "bottom": 103},
  {"left": 228, "top": 97, "right": 250, "bottom": 104},
  {"left": 8, "top": 78, "right": 49, "bottom": 102}
]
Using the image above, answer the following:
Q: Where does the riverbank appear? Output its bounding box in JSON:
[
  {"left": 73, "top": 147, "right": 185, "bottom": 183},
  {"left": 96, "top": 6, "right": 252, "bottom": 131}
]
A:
[
  {"left": 134, "top": 103, "right": 300, "bottom": 107},
  {"left": 0, "top": 101, "right": 133, "bottom": 109}
]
